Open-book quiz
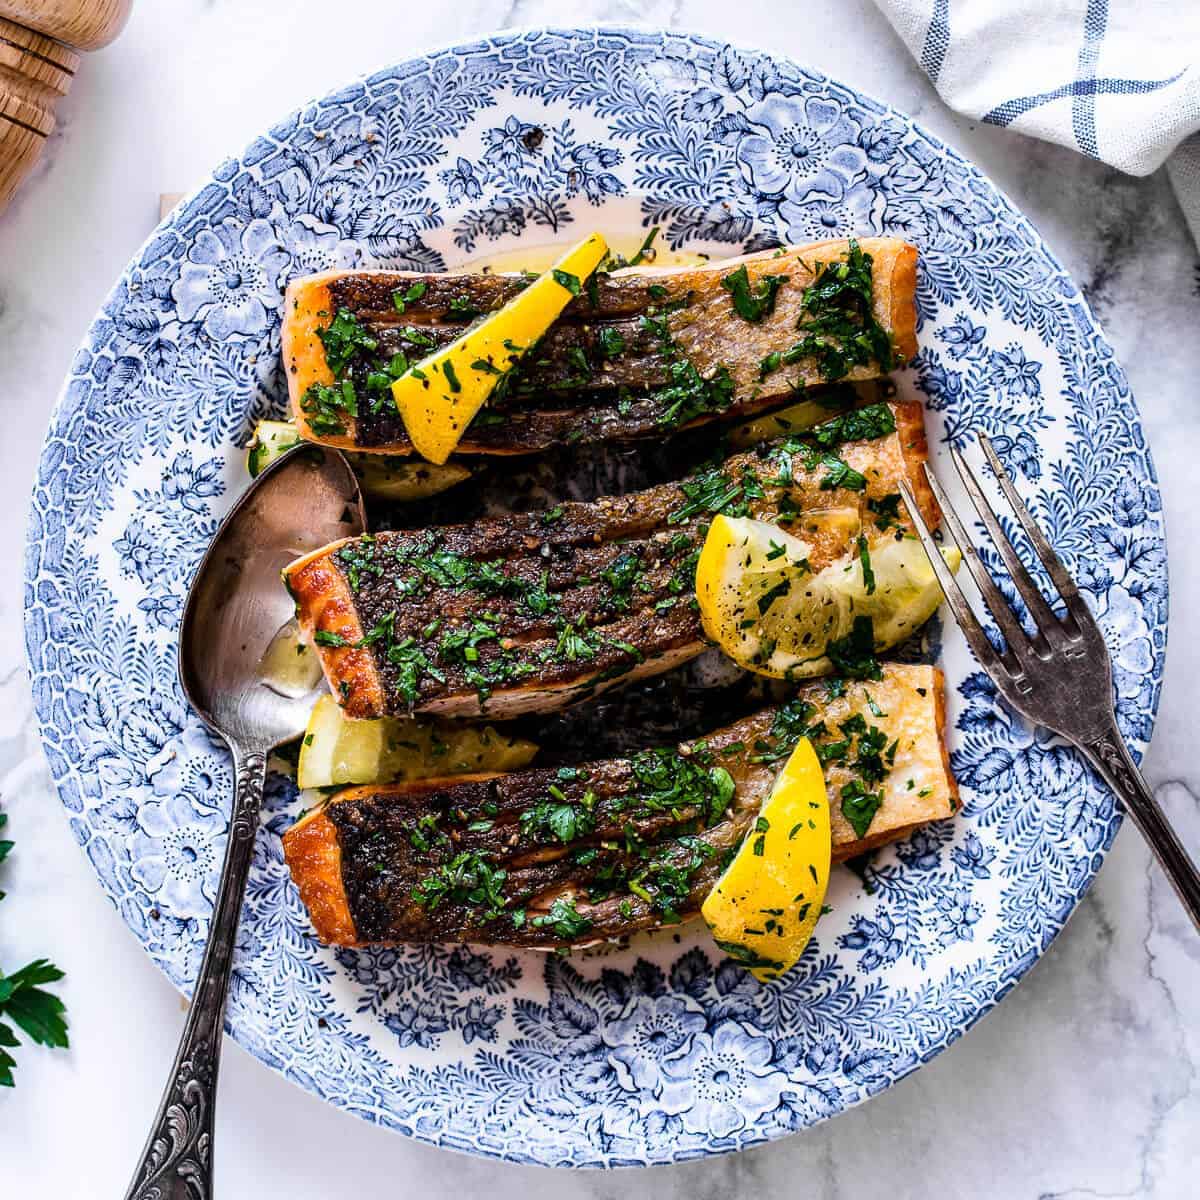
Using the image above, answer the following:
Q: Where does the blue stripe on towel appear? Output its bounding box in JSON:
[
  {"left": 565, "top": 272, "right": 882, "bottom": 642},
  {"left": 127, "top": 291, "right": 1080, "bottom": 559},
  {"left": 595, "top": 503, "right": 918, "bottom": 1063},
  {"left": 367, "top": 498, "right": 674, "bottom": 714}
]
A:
[
  {"left": 920, "top": 0, "right": 951, "bottom": 84},
  {"left": 983, "top": 72, "right": 1184, "bottom": 129},
  {"left": 1072, "top": 0, "right": 1108, "bottom": 157}
]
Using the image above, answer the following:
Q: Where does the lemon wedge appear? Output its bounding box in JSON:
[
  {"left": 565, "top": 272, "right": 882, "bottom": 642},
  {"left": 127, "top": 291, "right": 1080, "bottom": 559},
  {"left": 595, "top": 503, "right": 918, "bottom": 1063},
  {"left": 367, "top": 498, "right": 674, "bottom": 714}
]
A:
[
  {"left": 695, "top": 514, "right": 960, "bottom": 678},
  {"left": 247, "top": 419, "right": 303, "bottom": 477},
  {"left": 726, "top": 398, "right": 848, "bottom": 448},
  {"left": 701, "top": 736, "right": 830, "bottom": 981},
  {"left": 297, "top": 694, "right": 538, "bottom": 789},
  {"left": 724, "top": 382, "right": 891, "bottom": 448},
  {"left": 349, "top": 455, "right": 471, "bottom": 502},
  {"left": 392, "top": 232, "right": 608, "bottom": 464},
  {"left": 246, "top": 419, "right": 470, "bottom": 499}
]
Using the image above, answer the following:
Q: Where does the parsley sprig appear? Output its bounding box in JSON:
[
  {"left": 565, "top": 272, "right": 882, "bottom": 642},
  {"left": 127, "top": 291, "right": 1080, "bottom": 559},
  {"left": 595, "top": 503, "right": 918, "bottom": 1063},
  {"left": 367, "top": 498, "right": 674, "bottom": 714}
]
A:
[{"left": 0, "top": 813, "right": 69, "bottom": 1087}]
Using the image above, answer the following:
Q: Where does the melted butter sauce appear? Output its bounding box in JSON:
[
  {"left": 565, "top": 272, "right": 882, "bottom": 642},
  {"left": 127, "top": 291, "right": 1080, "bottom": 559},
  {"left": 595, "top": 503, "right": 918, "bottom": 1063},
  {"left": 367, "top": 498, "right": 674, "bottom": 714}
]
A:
[
  {"left": 257, "top": 616, "right": 325, "bottom": 698},
  {"left": 460, "top": 234, "right": 708, "bottom": 275}
]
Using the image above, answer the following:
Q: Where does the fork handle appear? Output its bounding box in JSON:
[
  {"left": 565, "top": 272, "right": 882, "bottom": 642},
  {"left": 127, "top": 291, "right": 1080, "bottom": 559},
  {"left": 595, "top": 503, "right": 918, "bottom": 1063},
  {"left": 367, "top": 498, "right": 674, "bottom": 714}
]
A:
[
  {"left": 1084, "top": 730, "right": 1200, "bottom": 933},
  {"left": 124, "top": 747, "right": 267, "bottom": 1200}
]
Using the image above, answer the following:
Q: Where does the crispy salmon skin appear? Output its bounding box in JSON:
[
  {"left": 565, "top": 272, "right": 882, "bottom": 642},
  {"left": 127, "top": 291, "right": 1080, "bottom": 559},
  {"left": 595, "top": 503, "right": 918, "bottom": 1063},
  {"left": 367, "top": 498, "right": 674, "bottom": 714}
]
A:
[
  {"left": 283, "top": 665, "right": 956, "bottom": 949},
  {"left": 283, "top": 401, "right": 938, "bottom": 720},
  {"left": 283, "top": 237, "right": 917, "bottom": 455}
]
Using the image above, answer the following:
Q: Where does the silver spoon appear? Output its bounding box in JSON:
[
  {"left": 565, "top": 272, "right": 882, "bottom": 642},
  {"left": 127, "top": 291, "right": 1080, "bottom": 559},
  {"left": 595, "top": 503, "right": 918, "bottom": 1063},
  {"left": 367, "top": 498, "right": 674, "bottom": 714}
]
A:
[{"left": 125, "top": 444, "right": 365, "bottom": 1200}]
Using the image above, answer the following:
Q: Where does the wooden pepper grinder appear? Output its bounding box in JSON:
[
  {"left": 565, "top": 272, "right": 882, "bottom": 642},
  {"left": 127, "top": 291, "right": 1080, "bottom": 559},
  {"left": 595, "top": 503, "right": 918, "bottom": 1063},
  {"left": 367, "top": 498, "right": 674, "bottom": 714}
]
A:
[{"left": 0, "top": 0, "right": 132, "bottom": 214}]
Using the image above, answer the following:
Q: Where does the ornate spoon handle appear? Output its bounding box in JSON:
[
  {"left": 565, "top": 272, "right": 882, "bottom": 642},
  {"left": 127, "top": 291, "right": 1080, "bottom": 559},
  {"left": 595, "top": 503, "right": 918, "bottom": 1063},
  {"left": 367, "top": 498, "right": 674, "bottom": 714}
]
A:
[{"left": 125, "top": 747, "right": 267, "bottom": 1200}]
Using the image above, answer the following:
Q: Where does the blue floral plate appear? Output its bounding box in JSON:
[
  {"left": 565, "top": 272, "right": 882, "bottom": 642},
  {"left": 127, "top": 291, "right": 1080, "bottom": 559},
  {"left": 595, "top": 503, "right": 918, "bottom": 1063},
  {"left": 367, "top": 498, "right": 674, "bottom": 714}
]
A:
[{"left": 24, "top": 27, "right": 1166, "bottom": 1167}]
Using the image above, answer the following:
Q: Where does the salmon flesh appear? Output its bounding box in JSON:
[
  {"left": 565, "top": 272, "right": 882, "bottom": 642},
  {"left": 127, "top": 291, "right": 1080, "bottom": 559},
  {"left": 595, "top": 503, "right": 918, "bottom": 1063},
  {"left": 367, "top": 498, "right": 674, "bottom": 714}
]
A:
[
  {"left": 282, "top": 665, "right": 956, "bottom": 949},
  {"left": 283, "top": 237, "right": 918, "bottom": 455},
  {"left": 283, "top": 401, "right": 939, "bottom": 720}
]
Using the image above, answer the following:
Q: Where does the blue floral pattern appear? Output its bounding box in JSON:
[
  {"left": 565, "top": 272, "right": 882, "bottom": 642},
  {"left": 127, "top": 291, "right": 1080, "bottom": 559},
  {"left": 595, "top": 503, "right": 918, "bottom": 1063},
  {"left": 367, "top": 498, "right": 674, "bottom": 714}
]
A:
[{"left": 23, "top": 28, "right": 1165, "bottom": 1168}]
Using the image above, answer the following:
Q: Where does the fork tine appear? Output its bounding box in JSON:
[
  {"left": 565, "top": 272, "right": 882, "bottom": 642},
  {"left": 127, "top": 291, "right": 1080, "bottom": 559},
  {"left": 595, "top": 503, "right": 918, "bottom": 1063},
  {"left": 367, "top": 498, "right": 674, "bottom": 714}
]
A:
[
  {"left": 898, "top": 481, "right": 1007, "bottom": 676},
  {"left": 920, "top": 462, "right": 1038, "bottom": 662},
  {"left": 947, "top": 442, "right": 1068, "bottom": 645},
  {"left": 977, "top": 435, "right": 1091, "bottom": 628}
]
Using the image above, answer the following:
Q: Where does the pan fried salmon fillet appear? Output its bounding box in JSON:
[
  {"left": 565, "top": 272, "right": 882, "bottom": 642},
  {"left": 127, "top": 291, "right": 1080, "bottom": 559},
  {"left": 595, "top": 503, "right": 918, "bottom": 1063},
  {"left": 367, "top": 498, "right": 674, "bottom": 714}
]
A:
[
  {"left": 282, "top": 665, "right": 956, "bottom": 949},
  {"left": 283, "top": 237, "right": 917, "bottom": 455},
  {"left": 283, "top": 401, "right": 938, "bottom": 720}
]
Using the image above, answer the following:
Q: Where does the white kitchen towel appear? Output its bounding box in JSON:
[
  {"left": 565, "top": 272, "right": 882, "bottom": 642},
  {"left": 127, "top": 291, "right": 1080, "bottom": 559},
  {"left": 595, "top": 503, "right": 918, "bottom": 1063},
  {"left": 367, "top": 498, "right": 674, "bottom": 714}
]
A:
[{"left": 872, "top": 0, "right": 1200, "bottom": 243}]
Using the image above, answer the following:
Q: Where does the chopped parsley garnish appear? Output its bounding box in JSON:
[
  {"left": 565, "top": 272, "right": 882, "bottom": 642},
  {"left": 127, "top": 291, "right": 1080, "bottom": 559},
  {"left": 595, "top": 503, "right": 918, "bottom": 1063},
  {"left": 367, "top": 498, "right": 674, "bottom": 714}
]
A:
[
  {"left": 412, "top": 850, "right": 507, "bottom": 920},
  {"left": 318, "top": 307, "right": 379, "bottom": 375},
  {"left": 858, "top": 535, "right": 875, "bottom": 595},
  {"left": 397, "top": 325, "right": 436, "bottom": 349},
  {"left": 667, "top": 548, "right": 701, "bottom": 600},
  {"left": 521, "top": 571, "right": 557, "bottom": 617},
  {"left": 549, "top": 619, "right": 603, "bottom": 663},
  {"left": 619, "top": 750, "right": 735, "bottom": 827},
  {"left": 754, "top": 576, "right": 794, "bottom": 617},
  {"left": 751, "top": 698, "right": 822, "bottom": 764},
  {"left": 438, "top": 616, "right": 501, "bottom": 667},
  {"left": 816, "top": 454, "right": 868, "bottom": 492},
  {"left": 668, "top": 465, "right": 762, "bottom": 524},
  {"left": 530, "top": 896, "right": 593, "bottom": 940},
  {"left": 772, "top": 403, "right": 895, "bottom": 492},
  {"left": 300, "top": 381, "right": 356, "bottom": 436},
  {"left": 626, "top": 837, "right": 715, "bottom": 922},
  {"left": 826, "top": 616, "right": 882, "bottom": 680},
  {"left": 391, "top": 281, "right": 428, "bottom": 314},
  {"left": 637, "top": 291, "right": 735, "bottom": 427},
  {"left": 599, "top": 227, "right": 660, "bottom": 271},
  {"left": 809, "top": 403, "right": 897, "bottom": 446},
  {"left": 758, "top": 240, "right": 897, "bottom": 382},
  {"left": 840, "top": 780, "right": 883, "bottom": 839},
  {"left": 520, "top": 790, "right": 598, "bottom": 843},
  {"left": 409, "top": 813, "right": 449, "bottom": 853},
  {"left": 596, "top": 326, "right": 626, "bottom": 359},
  {"left": 868, "top": 492, "right": 904, "bottom": 530},
  {"left": 600, "top": 552, "right": 644, "bottom": 611},
  {"left": 388, "top": 638, "right": 444, "bottom": 704},
  {"left": 720, "top": 263, "right": 788, "bottom": 323},
  {"left": 552, "top": 269, "right": 582, "bottom": 296},
  {"left": 652, "top": 361, "right": 736, "bottom": 427},
  {"left": 628, "top": 226, "right": 660, "bottom": 267},
  {"left": 564, "top": 345, "right": 590, "bottom": 380},
  {"left": 752, "top": 815, "right": 770, "bottom": 856},
  {"left": 446, "top": 294, "right": 479, "bottom": 319},
  {"left": 714, "top": 939, "right": 786, "bottom": 972}
]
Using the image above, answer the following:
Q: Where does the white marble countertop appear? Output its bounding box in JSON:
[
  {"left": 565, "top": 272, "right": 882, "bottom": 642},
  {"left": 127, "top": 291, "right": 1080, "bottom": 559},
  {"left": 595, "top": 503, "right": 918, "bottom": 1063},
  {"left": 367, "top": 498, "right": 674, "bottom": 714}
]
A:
[{"left": 3, "top": 1, "right": 1199, "bottom": 1195}]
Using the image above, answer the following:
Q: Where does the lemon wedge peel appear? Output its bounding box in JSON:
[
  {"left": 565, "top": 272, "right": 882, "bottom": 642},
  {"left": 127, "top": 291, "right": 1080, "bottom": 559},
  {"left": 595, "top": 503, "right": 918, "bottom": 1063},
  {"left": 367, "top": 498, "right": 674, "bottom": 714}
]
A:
[
  {"left": 701, "top": 736, "right": 831, "bottom": 982},
  {"left": 695, "top": 513, "right": 961, "bottom": 678},
  {"left": 392, "top": 232, "right": 608, "bottom": 464},
  {"left": 297, "top": 694, "right": 538, "bottom": 789}
]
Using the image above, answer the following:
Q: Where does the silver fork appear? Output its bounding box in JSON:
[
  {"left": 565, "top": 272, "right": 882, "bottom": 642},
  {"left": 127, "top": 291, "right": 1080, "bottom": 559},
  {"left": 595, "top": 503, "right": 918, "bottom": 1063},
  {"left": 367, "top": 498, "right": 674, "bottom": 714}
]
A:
[{"left": 900, "top": 436, "right": 1200, "bottom": 933}]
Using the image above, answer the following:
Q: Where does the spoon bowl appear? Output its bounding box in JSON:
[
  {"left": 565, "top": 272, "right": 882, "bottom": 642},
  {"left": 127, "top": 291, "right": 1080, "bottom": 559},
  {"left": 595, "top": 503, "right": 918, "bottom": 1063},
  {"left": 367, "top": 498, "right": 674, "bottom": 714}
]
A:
[
  {"left": 179, "top": 444, "right": 365, "bottom": 746},
  {"left": 126, "top": 443, "right": 365, "bottom": 1200}
]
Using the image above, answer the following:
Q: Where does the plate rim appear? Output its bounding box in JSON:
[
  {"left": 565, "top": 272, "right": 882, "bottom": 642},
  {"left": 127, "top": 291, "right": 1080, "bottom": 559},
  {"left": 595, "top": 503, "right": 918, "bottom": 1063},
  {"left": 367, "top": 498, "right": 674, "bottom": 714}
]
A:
[{"left": 23, "top": 23, "right": 1167, "bottom": 1167}]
